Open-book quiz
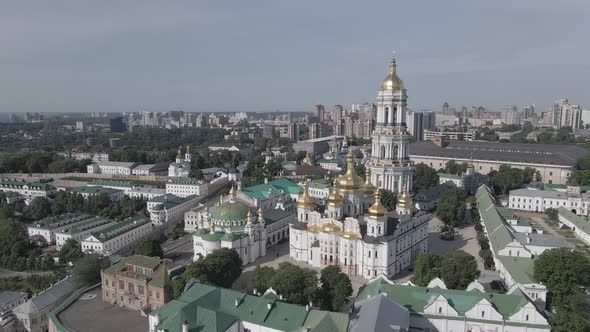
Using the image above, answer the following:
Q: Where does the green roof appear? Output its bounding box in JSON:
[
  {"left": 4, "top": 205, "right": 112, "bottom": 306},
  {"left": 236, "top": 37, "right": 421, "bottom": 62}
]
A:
[
  {"left": 497, "top": 256, "right": 537, "bottom": 284},
  {"left": 70, "top": 186, "right": 122, "bottom": 195},
  {"left": 31, "top": 213, "right": 94, "bottom": 230},
  {"left": 356, "top": 277, "right": 541, "bottom": 324},
  {"left": 0, "top": 180, "right": 55, "bottom": 191},
  {"left": 149, "top": 194, "right": 197, "bottom": 210},
  {"left": 210, "top": 201, "right": 251, "bottom": 221},
  {"left": 544, "top": 183, "right": 590, "bottom": 192},
  {"left": 303, "top": 310, "right": 349, "bottom": 332},
  {"left": 151, "top": 280, "right": 346, "bottom": 332},
  {"left": 89, "top": 216, "right": 150, "bottom": 242},
  {"left": 308, "top": 179, "right": 331, "bottom": 189},
  {"left": 168, "top": 178, "right": 205, "bottom": 185},
  {"left": 557, "top": 207, "right": 590, "bottom": 235},
  {"left": 90, "top": 179, "right": 135, "bottom": 187},
  {"left": 55, "top": 216, "right": 114, "bottom": 235},
  {"left": 242, "top": 179, "right": 300, "bottom": 200}
]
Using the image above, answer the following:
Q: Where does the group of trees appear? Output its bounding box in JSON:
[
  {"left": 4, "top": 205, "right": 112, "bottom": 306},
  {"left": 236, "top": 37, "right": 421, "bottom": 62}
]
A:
[
  {"left": 72, "top": 254, "right": 110, "bottom": 288},
  {"left": 479, "top": 124, "right": 575, "bottom": 145},
  {"left": 412, "top": 251, "right": 480, "bottom": 290},
  {"left": 441, "top": 161, "right": 468, "bottom": 176},
  {"left": 134, "top": 236, "right": 164, "bottom": 258},
  {"left": 0, "top": 269, "right": 67, "bottom": 295},
  {"left": 488, "top": 165, "right": 536, "bottom": 195},
  {"left": 533, "top": 248, "right": 590, "bottom": 331},
  {"left": 435, "top": 188, "right": 467, "bottom": 232},
  {"left": 0, "top": 218, "right": 54, "bottom": 271},
  {"left": 0, "top": 150, "right": 90, "bottom": 174},
  {"left": 413, "top": 164, "right": 439, "bottom": 192},
  {"left": 252, "top": 263, "right": 352, "bottom": 311},
  {"left": 568, "top": 157, "right": 590, "bottom": 186},
  {"left": 472, "top": 209, "right": 495, "bottom": 269},
  {"left": 172, "top": 248, "right": 243, "bottom": 297}
]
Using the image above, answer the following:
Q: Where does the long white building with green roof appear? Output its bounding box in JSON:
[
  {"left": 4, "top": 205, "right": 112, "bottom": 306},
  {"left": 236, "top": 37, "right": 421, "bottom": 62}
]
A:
[
  {"left": 558, "top": 206, "right": 590, "bottom": 244},
  {"left": 476, "top": 185, "right": 548, "bottom": 309},
  {"left": 54, "top": 216, "right": 115, "bottom": 250},
  {"left": 0, "top": 179, "right": 56, "bottom": 203},
  {"left": 148, "top": 279, "right": 349, "bottom": 332},
  {"left": 354, "top": 276, "right": 550, "bottom": 332},
  {"left": 147, "top": 194, "right": 200, "bottom": 225},
  {"left": 240, "top": 178, "right": 299, "bottom": 210},
  {"left": 27, "top": 213, "right": 95, "bottom": 245},
  {"left": 80, "top": 216, "right": 152, "bottom": 255}
]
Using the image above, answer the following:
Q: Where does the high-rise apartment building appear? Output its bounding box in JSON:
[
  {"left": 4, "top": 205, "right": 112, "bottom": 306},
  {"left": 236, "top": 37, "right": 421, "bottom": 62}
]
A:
[
  {"left": 553, "top": 99, "right": 582, "bottom": 129},
  {"left": 287, "top": 122, "right": 299, "bottom": 141},
  {"left": 407, "top": 110, "right": 435, "bottom": 141},
  {"left": 503, "top": 106, "right": 521, "bottom": 125},
  {"left": 309, "top": 123, "right": 322, "bottom": 139}
]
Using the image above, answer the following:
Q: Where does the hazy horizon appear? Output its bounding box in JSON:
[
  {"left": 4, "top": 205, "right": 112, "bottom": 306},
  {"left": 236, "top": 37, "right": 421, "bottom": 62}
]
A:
[{"left": 1, "top": 1, "right": 589, "bottom": 114}]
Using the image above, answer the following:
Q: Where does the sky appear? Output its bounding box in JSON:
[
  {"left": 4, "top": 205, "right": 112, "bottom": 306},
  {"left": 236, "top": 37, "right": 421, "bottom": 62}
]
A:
[{"left": 0, "top": 0, "right": 589, "bottom": 114}]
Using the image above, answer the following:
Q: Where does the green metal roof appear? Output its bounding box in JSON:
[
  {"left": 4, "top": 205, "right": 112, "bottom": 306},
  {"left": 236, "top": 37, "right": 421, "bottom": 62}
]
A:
[
  {"left": 544, "top": 183, "right": 590, "bottom": 192},
  {"left": 150, "top": 194, "right": 197, "bottom": 211},
  {"left": 242, "top": 179, "right": 300, "bottom": 200},
  {"left": 168, "top": 178, "right": 205, "bottom": 185},
  {"left": 31, "top": 213, "right": 94, "bottom": 230},
  {"left": 89, "top": 216, "right": 150, "bottom": 242},
  {"left": 302, "top": 310, "right": 349, "bottom": 332},
  {"left": 356, "top": 278, "right": 539, "bottom": 323},
  {"left": 439, "top": 172, "right": 462, "bottom": 180},
  {"left": 70, "top": 186, "right": 122, "bottom": 195},
  {"left": 55, "top": 216, "right": 114, "bottom": 235},
  {"left": 497, "top": 256, "right": 537, "bottom": 284},
  {"left": 558, "top": 206, "right": 590, "bottom": 235},
  {"left": 151, "top": 280, "right": 344, "bottom": 332},
  {"left": 0, "top": 180, "right": 56, "bottom": 191},
  {"left": 309, "top": 179, "right": 331, "bottom": 189},
  {"left": 210, "top": 201, "right": 251, "bottom": 221}
]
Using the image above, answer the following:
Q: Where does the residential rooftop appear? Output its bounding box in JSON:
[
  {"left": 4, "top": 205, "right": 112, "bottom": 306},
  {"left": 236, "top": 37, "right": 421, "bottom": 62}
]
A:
[
  {"left": 54, "top": 216, "right": 114, "bottom": 236},
  {"left": 89, "top": 216, "right": 150, "bottom": 242},
  {"left": 0, "top": 180, "right": 56, "bottom": 191},
  {"left": 149, "top": 194, "right": 197, "bottom": 211},
  {"left": 241, "top": 179, "right": 300, "bottom": 200},
  {"left": 30, "top": 213, "right": 94, "bottom": 230}
]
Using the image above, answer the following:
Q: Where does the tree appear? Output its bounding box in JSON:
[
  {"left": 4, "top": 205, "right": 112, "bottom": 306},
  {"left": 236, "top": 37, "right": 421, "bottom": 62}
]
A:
[
  {"left": 72, "top": 254, "right": 110, "bottom": 288},
  {"left": 435, "top": 188, "right": 466, "bottom": 228},
  {"left": 354, "top": 164, "right": 366, "bottom": 181},
  {"left": 412, "top": 253, "right": 443, "bottom": 287},
  {"left": 440, "top": 251, "right": 480, "bottom": 290},
  {"left": 183, "top": 248, "right": 242, "bottom": 288},
  {"left": 576, "top": 157, "right": 590, "bottom": 170},
  {"left": 134, "top": 237, "right": 163, "bottom": 258},
  {"left": 545, "top": 208, "right": 558, "bottom": 222},
  {"left": 534, "top": 248, "right": 590, "bottom": 307},
  {"left": 268, "top": 262, "right": 319, "bottom": 306},
  {"left": 568, "top": 170, "right": 590, "bottom": 186},
  {"left": 549, "top": 293, "right": 590, "bottom": 332},
  {"left": 380, "top": 189, "right": 397, "bottom": 211},
  {"left": 189, "top": 168, "right": 204, "bottom": 180},
  {"left": 319, "top": 266, "right": 352, "bottom": 311},
  {"left": 58, "top": 239, "right": 84, "bottom": 264},
  {"left": 252, "top": 266, "right": 276, "bottom": 293},
  {"left": 24, "top": 197, "right": 52, "bottom": 220},
  {"left": 414, "top": 163, "right": 439, "bottom": 192},
  {"left": 443, "top": 161, "right": 467, "bottom": 176},
  {"left": 295, "top": 151, "right": 307, "bottom": 165},
  {"left": 488, "top": 165, "right": 535, "bottom": 195}
]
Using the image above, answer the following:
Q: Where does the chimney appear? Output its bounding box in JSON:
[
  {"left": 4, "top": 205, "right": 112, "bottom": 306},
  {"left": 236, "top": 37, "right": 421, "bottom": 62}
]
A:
[
  {"left": 182, "top": 320, "right": 188, "bottom": 332},
  {"left": 526, "top": 234, "right": 531, "bottom": 244},
  {"left": 253, "top": 288, "right": 257, "bottom": 295},
  {"left": 235, "top": 299, "right": 240, "bottom": 307},
  {"left": 267, "top": 303, "right": 272, "bottom": 310},
  {"left": 432, "top": 136, "right": 448, "bottom": 148},
  {"left": 264, "top": 178, "right": 269, "bottom": 184}
]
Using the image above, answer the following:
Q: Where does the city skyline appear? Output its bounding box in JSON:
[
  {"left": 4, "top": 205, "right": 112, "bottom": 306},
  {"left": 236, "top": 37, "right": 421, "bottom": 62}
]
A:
[{"left": 1, "top": 1, "right": 589, "bottom": 114}]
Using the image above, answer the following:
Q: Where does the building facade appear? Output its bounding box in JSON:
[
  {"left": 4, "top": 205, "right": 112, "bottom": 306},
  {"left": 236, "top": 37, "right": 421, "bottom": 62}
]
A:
[
  {"left": 367, "top": 54, "right": 414, "bottom": 193},
  {"left": 168, "top": 146, "right": 192, "bottom": 177},
  {"left": 165, "top": 178, "right": 208, "bottom": 197},
  {"left": 81, "top": 216, "right": 152, "bottom": 255},
  {"left": 509, "top": 186, "right": 590, "bottom": 216},
  {"left": 147, "top": 194, "right": 200, "bottom": 225}
]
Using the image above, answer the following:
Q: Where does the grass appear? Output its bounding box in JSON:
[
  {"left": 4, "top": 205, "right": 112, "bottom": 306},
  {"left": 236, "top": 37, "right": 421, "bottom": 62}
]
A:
[{"left": 61, "top": 176, "right": 166, "bottom": 188}]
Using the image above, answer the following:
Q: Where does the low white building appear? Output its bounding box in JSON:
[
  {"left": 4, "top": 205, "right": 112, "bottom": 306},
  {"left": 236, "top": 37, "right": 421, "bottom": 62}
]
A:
[
  {"left": 54, "top": 216, "right": 115, "bottom": 250},
  {"left": 166, "top": 178, "right": 208, "bottom": 198},
  {"left": 305, "top": 179, "right": 332, "bottom": 200},
  {"left": 558, "top": 207, "right": 590, "bottom": 245},
  {"left": 0, "top": 180, "right": 56, "bottom": 202},
  {"left": 86, "top": 161, "right": 139, "bottom": 175},
  {"left": 70, "top": 186, "right": 125, "bottom": 202},
  {"left": 131, "top": 164, "right": 156, "bottom": 176},
  {"left": 126, "top": 187, "right": 166, "bottom": 200},
  {"left": 87, "top": 179, "right": 135, "bottom": 193},
  {"left": 147, "top": 194, "right": 200, "bottom": 226},
  {"left": 0, "top": 291, "right": 27, "bottom": 312},
  {"left": 81, "top": 216, "right": 152, "bottom": 255},
  {"left": 62, "top": 152, "right": 109, "bottom": 162},
  {"left": 27, "top": 213, "right": 94, "bottom": 245},
  {"left": 509, "top": 185, "right": 590, "bottom": 215}
]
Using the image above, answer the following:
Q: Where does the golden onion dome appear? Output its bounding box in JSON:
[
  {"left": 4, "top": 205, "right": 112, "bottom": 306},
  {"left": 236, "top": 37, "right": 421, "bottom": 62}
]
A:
[
  {"left": 380, "top": 53, "right": 405, "bottom": 91},
  {"left": 397, "top": 184, "right": 412, "bottom": 209},
  {"left": 362, "top": 167, "right": 377, "bottom": 196},
  {"left": 298, "top": 180, "right": 315, "bottom": 209},
  {"left": 337, "top": 150, "right": 364, "bottom": 192},
  {"left": 327, "top": 182, "right": 344, "bottom": 208},
  {"left": 302, "top": 155, "right": 312, "bottom": 164},
  {"left": 229, "top": 185, "right": 237, "bottom": 197},
  {"left": 321, "top": 222, "right": 341, "bottom": 234},
  {"left": 368, "top": 189, "right": 387, "bottom": 219}
]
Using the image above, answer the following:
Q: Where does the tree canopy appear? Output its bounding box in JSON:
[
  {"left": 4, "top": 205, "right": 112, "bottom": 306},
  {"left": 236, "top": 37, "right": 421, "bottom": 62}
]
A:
[
  {"left": 58, "top": 238, "right": 84, "bottom": 265},
  {"left": 443, "top": 161, "right": 467, "bottom": 176},
  {"left": 182, "top": 248, "right": 242, "bottom": 289},
  {"left": 380, "top": 189, "right": 397, "bottom": 211},
  {"left": 435, "top": 188, "right": 466, "bottom": 227},
  {"left": 414, "top": 163, "right": 439, "bottom": 193},
  {"left": 412, "top": 253, "right": 443, "bottom": 287},
  {"left": 488, "top": 165, "right": 535, "bottom": 195},
  {"left": 440, "top": 251, "right": 480, "bottom": 290},
  {"left": 72, "top": 254, "right": 110, "bottom": 288},
  {"left": 134, "top": 237, "right": 164, "bottom": 258},
  {"left": 319, "top": 266, "right": 353, "bottom": 311}
]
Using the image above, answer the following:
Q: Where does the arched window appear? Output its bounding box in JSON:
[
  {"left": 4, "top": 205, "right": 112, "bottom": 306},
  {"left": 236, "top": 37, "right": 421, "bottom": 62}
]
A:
[
  {"left": 371, "top": 226, "right": 375, "bottom": 234},
  {"left": 380, "top": 145, "right": 386, "bottom": 159},
  {"left": 384, "top": 107, "right": 389, "bottom": 124},
  {"left": 378, "top": 226, "right": 382, "bottom": 234},
  {"left": 368, "top": 251, "right": 371, "bottom": 258}
]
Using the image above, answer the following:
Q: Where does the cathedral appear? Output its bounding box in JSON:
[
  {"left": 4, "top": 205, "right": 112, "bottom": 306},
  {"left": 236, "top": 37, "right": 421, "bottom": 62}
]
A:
[
  {"left": 367, "top": 52, "right": 414, "bottom": 193},
  {"left": 168, "top": 145, "right": 192, "bottom": 177},
  {"left": 289, "top": 54, "right": 429, "bottom": 279}
]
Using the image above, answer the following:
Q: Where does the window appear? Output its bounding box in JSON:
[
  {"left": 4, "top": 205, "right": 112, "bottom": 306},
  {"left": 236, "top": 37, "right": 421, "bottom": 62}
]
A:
[
  {"left": 438, "top": 307, "right": 442, "bottom": 314},
  {"left": 119, "top": 280, "right": 125, "bottom": 290},
  {"left": 525, "top": 314, "right": 529, "bottom": 321},
  {"left": 368, "top": 251, "right": 371, "bottom": 258},
  {"left": 138, "top": 285, "right": 144, "bottom": 295},
  {"left": 481, "top": 311, "right": 485, "bottom": 318}
]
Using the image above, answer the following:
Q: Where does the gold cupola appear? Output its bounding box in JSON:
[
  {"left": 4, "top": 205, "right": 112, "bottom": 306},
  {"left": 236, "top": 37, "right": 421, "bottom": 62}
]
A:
[
  {"left": 327, "top": 181, "right": 344, "bottom": 208},
  {"left": 368, "top": 188, "right": 387, "bottom": 219},
  {"left": 337, "top": 150, "right": 364, "bottom": 192},
  {"left": 298, "top": 180, "right": 315, "bottom": 209},
  {"left": 397, "top": 184, "right": 412, "bottom": 209},
  {"left": 362, "top": 167, "right": 377, "bottom": 196},
  {"left": 380, "top": 52, "right": 405, "bottom": 91},
  {"left": 177, "top": 146, "right": 183, "bottom": 157},
  {"left": 302, "top": 155, "right": 312, "bottom": 165}
]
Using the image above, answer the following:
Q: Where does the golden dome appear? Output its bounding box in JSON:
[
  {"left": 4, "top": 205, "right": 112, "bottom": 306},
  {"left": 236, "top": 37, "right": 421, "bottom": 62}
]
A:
[
  {"left": 380, "top": 53, "right": 405, "bottom": 91},
  {"left": 298, "top": 180, "right": 315, "bottom": 209},
  {"left": 397, "top": 184, "right": 412, "bottom": 209},
  {"left": 362, "top": 167, "right": 376, "bottom": 196},
  {"left": 229, "top": 185, "right": 237, "bottom": 197},
  {"left": 321, "top": 222, "right": 341, "bottom": 234},
  {"left": 368, "top": 189, "right": 387, "bottom": 219},
  {"left": 302, "top": 155, "right": 312, "bottom": 164},
  {"left": 337, "top": 150, "right": 364, "bottom": 192},
  {"left": 327, "top": 182, "right": 344, "bottom": 208}
]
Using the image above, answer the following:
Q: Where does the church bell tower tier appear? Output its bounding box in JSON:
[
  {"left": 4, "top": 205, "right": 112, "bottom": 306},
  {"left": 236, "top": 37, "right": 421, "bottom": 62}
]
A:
[{"left": 368, "top": 51, "right": 414, "bottom": 193}]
